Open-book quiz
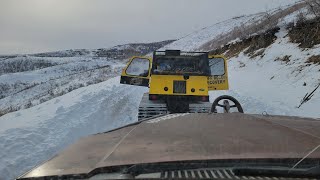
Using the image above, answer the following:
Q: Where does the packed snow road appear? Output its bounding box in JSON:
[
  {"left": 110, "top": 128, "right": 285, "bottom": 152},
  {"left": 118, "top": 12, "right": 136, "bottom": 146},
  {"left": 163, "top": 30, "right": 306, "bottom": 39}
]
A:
[{"left": 0, "top": 77, "right": 147, "bottom": 180}]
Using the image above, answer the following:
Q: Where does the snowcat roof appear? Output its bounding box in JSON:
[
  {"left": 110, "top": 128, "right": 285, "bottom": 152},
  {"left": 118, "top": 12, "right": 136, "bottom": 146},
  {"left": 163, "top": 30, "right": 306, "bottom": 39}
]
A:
[
  {"left": 154, "top": 50, "right": 208, "bottom": 57},
  {"left": 18, "top": 113, "right": 320, "bottom": 179}
]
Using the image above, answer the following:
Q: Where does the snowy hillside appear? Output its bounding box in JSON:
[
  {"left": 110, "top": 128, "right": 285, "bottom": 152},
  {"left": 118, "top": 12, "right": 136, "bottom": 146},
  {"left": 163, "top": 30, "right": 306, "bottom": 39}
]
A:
[
  {"left": 0, "top": 56, "right": 124, "bottom": 117},
  {"left": 1, "top": 1, "right": 320, "bottom": 180},
  {"left": 220, "top": 27, "right": 320, "bottom": 118},
  {"left": 0, "top": 40, "right": 174, "bottom": 117}
]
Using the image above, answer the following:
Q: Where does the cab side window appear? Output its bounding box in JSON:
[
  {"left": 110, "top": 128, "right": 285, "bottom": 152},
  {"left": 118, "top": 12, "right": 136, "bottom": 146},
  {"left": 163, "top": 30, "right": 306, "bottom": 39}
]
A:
[{"left": 209, "top": 58, "right": 225, "bottom": 76}]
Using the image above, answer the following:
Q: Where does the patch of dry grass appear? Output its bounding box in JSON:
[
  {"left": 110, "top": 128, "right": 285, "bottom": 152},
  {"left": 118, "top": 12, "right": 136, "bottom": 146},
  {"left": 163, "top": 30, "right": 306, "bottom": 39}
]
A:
[
  {"left": 307, "top": 55, "right": 320, "bottom": 64},
  {"left": 248, "top": 49, "right": 265, "bottom": 59},
  {"left": 288, "top": 17, "right": 320, "bottom": 48},
  {"left": 274, "top": 55, "right": 292, "bottom": 63},
  {"left": 209, "top": 28, "right": 278, "bottom": 59}
]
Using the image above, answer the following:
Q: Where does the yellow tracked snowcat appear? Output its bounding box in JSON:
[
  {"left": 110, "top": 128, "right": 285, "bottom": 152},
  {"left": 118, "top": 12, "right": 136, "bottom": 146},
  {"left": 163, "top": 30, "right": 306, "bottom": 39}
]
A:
[{"left": 120, "top": 50, "right": 241, "bottom": 120}]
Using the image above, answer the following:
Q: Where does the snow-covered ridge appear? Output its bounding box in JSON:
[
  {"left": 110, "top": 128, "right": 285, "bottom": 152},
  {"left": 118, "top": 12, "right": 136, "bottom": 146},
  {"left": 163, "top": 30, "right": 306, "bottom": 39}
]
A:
[
  {"left": 161, "top": 13, "right": 264, "bottom": 51},
  {"left": 162, "top": 2, "right": 307, "bottom": 51},
  {"left": 27, "top": 40, "right": 175, "bottom": 59}
]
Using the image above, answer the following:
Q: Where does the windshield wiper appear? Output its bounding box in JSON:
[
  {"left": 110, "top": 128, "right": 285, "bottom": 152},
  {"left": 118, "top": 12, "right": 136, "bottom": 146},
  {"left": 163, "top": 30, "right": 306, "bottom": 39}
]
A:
[{"left": 233, "top": 166, "right": 320, "bottom": 178}]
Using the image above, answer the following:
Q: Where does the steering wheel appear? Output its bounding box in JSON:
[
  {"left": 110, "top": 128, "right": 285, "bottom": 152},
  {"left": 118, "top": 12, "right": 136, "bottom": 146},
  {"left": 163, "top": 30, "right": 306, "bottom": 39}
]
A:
[{"left": 210, "top": 95, "right": 244, "bottom": 113}]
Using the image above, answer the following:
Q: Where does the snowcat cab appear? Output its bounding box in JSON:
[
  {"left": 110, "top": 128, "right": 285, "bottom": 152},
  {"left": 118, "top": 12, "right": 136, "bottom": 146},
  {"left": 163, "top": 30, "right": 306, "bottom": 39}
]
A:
[{"left": 120, "top": 50, "right": 234, "bottom": 120}]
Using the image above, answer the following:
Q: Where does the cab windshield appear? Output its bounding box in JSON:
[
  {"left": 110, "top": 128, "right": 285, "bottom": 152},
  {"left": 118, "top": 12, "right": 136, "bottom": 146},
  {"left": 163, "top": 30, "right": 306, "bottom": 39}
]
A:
[{"left": 152, "top": 56, "right": 209, "bottom": 75}]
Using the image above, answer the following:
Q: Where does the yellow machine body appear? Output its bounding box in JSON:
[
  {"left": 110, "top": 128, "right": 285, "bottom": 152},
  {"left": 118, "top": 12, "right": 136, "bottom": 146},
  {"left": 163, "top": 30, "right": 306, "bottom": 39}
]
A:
[
  {"left": 120, "top": 54, "right": 229, "bottom": 94},
  {"left": 119, "top": 51, "right": 230, "bottom": 120},
  {"left": 149, "top": 75, "right": 209, "bottom": 96}
]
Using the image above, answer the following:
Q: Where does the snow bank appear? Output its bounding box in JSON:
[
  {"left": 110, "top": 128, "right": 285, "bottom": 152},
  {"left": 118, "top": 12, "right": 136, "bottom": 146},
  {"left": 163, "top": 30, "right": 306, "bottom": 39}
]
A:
[{"left": 225, "top": 27, "right": 320, "bottom": 118}]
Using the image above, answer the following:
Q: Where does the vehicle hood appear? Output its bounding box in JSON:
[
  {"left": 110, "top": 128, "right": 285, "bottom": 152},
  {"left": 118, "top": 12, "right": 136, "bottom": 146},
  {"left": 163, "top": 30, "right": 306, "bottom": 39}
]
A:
[{"left": 19, "top": 113, "right": 320, "bottom": 179}]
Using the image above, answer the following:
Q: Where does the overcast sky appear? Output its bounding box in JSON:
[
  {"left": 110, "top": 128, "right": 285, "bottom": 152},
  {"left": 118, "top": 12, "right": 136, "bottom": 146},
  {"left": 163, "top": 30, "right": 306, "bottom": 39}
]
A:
[{"left": 0, "top": 0, "right": 297, "bottom": 54}]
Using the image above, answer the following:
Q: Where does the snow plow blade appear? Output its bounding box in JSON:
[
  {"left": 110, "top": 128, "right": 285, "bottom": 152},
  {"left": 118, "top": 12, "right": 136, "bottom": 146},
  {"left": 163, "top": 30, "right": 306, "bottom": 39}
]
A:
[
  {"left": 138, "top": 93, "right": 212, "bottom": 120},
  {"left": 18, "top": 113, "right": 320, "bottom": 179}
]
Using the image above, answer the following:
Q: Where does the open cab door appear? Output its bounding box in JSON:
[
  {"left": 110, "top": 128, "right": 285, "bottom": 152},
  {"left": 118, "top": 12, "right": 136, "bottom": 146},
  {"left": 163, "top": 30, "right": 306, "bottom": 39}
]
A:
[
  {"left": 207, "top": 55, "right": 229, "bottom": 91},
  {"left": 120, "top": 56, "right": 151, "bottom": 87}
]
